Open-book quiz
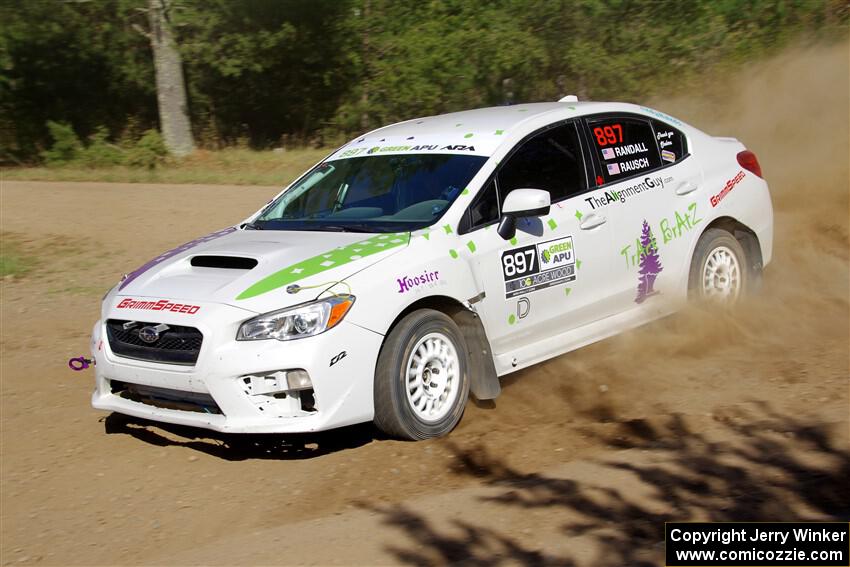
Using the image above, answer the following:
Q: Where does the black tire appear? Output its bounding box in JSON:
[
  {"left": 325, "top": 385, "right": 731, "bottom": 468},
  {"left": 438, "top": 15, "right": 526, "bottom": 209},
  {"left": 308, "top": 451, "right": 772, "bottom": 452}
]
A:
[
  {"left": 688, "top": 228, "right": 748, "bottom": 302},
  {"left": 373, "top": 309, "right": 470, "bottom": 440}
]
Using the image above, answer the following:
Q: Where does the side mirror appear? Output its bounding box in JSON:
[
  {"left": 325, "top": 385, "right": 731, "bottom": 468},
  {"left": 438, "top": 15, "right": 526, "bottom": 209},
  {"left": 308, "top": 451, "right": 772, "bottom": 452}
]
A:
[{"left": 497, "top": 189, "right": 551, "bottom": 240}]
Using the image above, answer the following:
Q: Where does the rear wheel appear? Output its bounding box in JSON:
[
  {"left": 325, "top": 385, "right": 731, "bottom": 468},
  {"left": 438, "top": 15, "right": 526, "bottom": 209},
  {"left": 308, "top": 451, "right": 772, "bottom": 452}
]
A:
[
  {"left": 689, "top": 228, "right": 747, "bottom": 303},
  {"left": 374, "top": 309, "right": 470, "bottom": 440}
]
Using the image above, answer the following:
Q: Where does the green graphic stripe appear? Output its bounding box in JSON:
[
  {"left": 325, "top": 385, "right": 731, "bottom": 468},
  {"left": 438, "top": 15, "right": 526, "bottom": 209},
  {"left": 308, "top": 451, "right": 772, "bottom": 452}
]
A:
[{"left": 236, "top": 233, "right": 410, "bottom": 300}]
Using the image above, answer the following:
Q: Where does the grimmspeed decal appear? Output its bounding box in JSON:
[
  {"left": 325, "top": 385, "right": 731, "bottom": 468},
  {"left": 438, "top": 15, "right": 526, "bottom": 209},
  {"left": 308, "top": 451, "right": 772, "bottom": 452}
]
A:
[
  {"left": 119, "top": 226, "right": 236, "bottom": 291},
  {"left": 710, "top": 170, "right": 745, "bottom": 207},
  {"left": 584, "top": 175, "right": 667, "bottom": 210},
  {"left": 237, "top": 233, "right": 410, "bottom": 300},
  {"left": 116, "top": 298, "right": 201, "bottom": 314},
  {"left": 501, "top": 236, "right": 576, "bottom": 298}
]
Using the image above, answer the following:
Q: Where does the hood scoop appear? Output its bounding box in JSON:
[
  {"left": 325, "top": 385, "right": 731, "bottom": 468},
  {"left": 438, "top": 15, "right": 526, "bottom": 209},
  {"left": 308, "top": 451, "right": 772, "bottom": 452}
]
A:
[{"left": 190, "top": 255, "right": 258, "bottom": 270}]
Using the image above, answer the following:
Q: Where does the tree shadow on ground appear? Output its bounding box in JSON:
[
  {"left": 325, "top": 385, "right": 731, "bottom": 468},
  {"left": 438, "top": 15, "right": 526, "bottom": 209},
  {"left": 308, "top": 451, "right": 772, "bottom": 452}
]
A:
[
  {"left": 102, "top": 413, "right": 382, "bottom": 460},
  {"left": 362, "top": 401, "right": 849, "bottom": 566}
]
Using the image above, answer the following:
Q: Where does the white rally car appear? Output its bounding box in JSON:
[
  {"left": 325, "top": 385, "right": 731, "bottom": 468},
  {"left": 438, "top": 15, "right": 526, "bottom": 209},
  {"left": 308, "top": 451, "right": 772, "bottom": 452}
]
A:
[{"left": 91, "top": 100, "right": 772, "bottom": 440}]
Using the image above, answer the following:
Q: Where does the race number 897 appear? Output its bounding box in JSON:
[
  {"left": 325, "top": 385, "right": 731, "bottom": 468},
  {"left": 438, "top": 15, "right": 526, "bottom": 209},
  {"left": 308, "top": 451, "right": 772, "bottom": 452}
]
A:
[{"left": 502, "top": 249, "right": 536, "bottom": 277}]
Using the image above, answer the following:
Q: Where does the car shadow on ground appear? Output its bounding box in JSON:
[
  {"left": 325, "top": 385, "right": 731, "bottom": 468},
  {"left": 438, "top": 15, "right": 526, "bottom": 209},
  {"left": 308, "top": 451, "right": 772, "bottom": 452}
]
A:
[
  {"left": 102, "top": 413, "right": 383, "bottom": 460},
  {"left": 359, "top": 400, "right": 850, "bottom": 566}
]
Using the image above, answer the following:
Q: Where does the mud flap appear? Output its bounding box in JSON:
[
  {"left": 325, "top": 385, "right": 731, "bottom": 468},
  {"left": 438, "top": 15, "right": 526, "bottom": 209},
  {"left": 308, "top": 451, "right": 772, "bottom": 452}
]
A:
[{"left": 453, "top": 309, "right": 500, "bottom": 400}]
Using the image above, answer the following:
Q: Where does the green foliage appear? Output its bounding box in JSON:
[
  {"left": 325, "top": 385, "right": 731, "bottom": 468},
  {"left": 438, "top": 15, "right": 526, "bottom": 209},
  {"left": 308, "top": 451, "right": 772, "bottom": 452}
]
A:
[
  {"left": 80, "top": 126, "right": 124, "bottom": 167},
  {"left": 0, "top": 240, "right": 34, "bottom": 278},
  {"left": 334, "top": 1, "right": 549, "bottom": 132},
  {"left": 125, "top": 129, "right": 167, "bottom": 169},
  {"left": 176, "top": 0, "right": 354, "bottom": 146},
  {"left": 1, "top": 0, "right": 846, "bottom": 163},
  {"left": 39, "top": 122, "right": 170, "bottom": 169},
  {"left": 0, "top": 253, "right": 29, "bottom": 278},
  {"left": 1, "top": 0, "right": 156, "bottom": 162},
  {"left": 41, "top": 121, "right": 83, "bottom": 166}
]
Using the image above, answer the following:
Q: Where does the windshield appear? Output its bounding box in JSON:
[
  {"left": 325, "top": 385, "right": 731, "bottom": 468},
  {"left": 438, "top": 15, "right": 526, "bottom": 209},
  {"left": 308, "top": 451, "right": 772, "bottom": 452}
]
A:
[{"left": 251, "top": 154, "right": 487, "bottom": 232}]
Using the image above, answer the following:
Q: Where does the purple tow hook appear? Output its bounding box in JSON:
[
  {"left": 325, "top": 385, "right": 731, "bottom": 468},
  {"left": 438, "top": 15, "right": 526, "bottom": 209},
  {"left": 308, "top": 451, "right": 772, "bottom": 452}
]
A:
[{"left": 68, "top": 357, "right": 94, "bottom": 371}]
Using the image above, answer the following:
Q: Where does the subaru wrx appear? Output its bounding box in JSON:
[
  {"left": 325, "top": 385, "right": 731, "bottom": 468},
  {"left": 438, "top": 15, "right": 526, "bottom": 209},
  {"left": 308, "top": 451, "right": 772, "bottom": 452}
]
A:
[{"left": 91, "top": 100, "right": 773, "bottom": 439}]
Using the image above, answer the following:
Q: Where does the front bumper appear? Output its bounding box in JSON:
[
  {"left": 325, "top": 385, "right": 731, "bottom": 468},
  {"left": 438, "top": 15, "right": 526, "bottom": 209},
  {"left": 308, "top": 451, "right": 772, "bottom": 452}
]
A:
[{"left": 90, "top": 301, "right": 383, "bottom": 433}]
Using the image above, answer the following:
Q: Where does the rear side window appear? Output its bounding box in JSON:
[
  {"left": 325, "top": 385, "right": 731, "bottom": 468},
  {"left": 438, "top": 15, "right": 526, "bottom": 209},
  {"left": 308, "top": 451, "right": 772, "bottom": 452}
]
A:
[
  {"left": 587, "top": 117, "right": 661, "bottom": 183},
  {"left": 651, "top": 119, "right": 688, "bottom": 164}
]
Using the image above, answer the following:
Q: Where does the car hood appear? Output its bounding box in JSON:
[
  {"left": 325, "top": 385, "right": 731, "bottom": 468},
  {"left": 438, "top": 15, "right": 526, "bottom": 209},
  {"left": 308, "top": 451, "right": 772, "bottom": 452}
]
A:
[{"left": 114, "top": 227, "right": 410, "bottom": 313}]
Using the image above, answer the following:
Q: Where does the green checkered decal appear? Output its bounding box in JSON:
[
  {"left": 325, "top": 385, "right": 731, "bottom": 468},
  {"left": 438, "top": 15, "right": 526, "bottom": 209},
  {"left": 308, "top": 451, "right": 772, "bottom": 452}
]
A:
[{"left": 236, "top": 233, "right": 410, "bottom": 300}]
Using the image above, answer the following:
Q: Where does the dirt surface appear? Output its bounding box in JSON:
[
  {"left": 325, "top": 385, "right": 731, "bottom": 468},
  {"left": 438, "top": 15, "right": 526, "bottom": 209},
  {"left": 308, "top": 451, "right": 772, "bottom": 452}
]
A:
[{"left": 1, "top": 42, "right": 848, "bottom": 565}]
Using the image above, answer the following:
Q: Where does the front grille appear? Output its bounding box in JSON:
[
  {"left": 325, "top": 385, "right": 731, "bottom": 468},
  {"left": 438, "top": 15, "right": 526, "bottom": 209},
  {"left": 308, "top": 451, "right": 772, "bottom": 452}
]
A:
[{"left": 106, "top": 319, "right": 203, "bottom": 365}]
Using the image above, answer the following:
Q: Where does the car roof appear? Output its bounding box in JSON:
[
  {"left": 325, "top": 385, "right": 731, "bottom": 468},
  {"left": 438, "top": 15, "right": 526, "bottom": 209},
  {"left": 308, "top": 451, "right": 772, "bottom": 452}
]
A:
[
  {"left": 371, "top": 102, "right": 602, "bottom": 138},
  {"left": 325, "top": 101, "right": 684, "bottom": 161}
]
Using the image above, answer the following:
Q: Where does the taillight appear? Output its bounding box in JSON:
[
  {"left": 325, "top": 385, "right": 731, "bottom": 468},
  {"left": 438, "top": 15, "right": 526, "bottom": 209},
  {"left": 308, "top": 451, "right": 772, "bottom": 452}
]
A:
[{"left": 737, "top": 150, "right": 762, "bottom": 178}]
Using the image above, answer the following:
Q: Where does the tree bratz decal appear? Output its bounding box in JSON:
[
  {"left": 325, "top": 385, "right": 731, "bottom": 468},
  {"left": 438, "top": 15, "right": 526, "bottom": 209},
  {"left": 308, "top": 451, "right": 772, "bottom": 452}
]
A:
[{"left": 635, "top": 220, "right": 663, "bottom": 304}]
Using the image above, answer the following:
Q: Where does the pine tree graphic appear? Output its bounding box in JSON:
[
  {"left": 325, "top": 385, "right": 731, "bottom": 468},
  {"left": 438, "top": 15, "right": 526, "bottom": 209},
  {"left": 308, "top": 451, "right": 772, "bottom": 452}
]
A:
[{"left": 635, "top": 219, "right": 663, "bottom": 304}]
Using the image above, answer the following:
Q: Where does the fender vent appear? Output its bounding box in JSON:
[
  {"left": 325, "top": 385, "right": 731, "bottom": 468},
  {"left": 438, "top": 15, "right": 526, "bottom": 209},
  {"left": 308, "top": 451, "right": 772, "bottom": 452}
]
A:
[{"left": 190, "top": 255, "right": 258, "bottom": 269}]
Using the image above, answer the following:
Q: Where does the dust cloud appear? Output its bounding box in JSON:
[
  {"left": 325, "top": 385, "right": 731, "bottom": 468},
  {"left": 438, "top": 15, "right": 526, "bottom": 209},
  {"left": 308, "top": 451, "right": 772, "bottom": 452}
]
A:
[{"left": 474, "top": 41, "right": 850, "bottom": 430}]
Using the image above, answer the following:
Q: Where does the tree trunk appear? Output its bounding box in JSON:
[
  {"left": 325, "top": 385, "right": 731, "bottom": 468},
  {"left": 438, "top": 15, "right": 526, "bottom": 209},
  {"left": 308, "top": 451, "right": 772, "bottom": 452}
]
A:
[
  {"left": 359, "top": 0, "right": 370, "bottom": 131},
  {"left": 147, "top": 0, "right": 194, "bottom": 156}
]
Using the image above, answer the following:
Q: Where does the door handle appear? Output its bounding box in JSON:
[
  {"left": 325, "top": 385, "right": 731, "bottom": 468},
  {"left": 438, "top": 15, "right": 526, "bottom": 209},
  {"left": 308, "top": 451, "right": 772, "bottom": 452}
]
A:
[
  {"left": 579, "top": 213, "right": 607, "bottom": 230},
  {"left": 675, "top": 181, "right": 699, "bottom": 196}
]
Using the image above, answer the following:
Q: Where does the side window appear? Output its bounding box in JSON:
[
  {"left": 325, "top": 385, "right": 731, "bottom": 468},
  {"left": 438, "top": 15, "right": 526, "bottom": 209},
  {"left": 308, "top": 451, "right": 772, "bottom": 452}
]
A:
[
  {"left": 461, "top": 121, "right": 587, "bottom": 233},
  {"left": 651, "top": 119, "right": 688, "bottom": 164},
  {"left": 497, "top": 122, "right": 587, "bottom": 203},
  {"left": 467, "top": 179, "right": 499, "bottom": 229},
  {"left": 587, "top": 117, "right": 661, "bottom": 183}
]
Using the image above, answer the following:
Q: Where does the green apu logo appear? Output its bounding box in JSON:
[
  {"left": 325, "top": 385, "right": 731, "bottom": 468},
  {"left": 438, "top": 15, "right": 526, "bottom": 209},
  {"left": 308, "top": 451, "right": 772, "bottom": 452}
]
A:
[{"left": 543, "top": 240, "right": 572, "bottom": 264}]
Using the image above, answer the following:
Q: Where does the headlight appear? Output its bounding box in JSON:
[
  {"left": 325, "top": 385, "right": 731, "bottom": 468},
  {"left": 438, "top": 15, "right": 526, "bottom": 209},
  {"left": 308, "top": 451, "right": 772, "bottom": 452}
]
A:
[{"left": 237, "top": 295, "right": 355, "bottom": 341}]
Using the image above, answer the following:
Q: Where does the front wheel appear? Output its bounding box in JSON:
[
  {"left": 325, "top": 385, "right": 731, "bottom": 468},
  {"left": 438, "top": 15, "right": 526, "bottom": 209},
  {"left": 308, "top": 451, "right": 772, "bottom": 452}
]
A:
[
  {"left": 689, "top": 228, "right": 748, "bottom": 303},
  {"left": 373, "top": 309, "right": 470, "bottom": 440}
]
